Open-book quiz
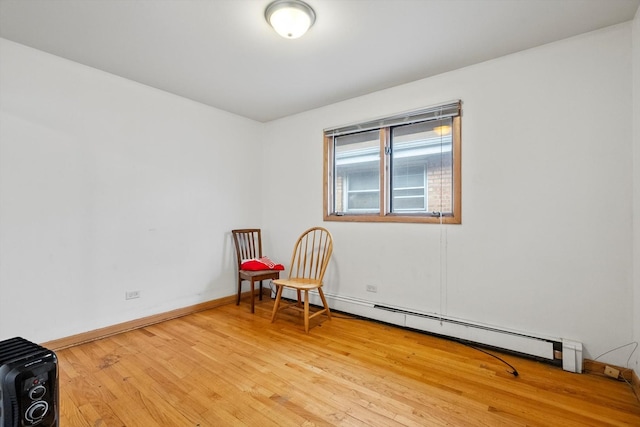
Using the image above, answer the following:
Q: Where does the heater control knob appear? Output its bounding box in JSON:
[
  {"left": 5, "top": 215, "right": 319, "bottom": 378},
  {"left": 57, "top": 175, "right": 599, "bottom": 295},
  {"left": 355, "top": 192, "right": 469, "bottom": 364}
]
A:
[
  {"left": 25, "top": 400, "right": 48, "bottom": 423},
  {"left": 28, "top": 384, "right": 46, "bottom": 400}
]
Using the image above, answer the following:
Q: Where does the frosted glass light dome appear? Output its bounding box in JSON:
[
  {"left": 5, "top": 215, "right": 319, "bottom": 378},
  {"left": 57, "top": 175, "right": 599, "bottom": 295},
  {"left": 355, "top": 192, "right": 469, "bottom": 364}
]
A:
[{"left": 265, "top": 0, "right": 316, "bottom": 39}]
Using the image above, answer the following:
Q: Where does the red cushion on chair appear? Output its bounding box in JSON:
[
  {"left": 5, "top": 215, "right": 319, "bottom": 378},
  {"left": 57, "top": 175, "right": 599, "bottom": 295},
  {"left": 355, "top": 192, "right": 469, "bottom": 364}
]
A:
[{"left": 241, "top": 256, "right": 284, "bottom": 271}]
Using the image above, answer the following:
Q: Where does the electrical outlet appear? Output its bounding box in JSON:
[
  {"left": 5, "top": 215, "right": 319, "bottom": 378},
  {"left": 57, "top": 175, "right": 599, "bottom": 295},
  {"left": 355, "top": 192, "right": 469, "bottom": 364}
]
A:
[
  {"left": 125, "top": 290, "right": 141, "bottom": 300},
  {"left": 366, "top": 285, "right": 377, "bottom": 293},
  {"left": 604, "top": 365, "right": 619, "bottom": 379}
]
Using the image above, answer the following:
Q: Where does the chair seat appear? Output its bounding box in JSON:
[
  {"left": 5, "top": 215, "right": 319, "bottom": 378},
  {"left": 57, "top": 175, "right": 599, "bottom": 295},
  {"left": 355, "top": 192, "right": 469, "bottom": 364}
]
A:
[
  {"left": 239, "top": 270, "right": 281, "bottom": 280},
  {"left": 272, "top": 278, "right": 322, "bottom": 290}
]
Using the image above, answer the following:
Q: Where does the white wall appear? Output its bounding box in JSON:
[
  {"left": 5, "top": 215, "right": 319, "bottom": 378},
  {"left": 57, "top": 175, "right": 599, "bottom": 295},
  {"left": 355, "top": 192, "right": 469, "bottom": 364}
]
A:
[
  {"left": 632, "top": 5, "right": 640, "bottom": 378},
  {"left": 0, "top": 39, "right": 264, "bottom": 342},
  {"left": 1, "top": 20, "right": 637, "bottom": 371},
  {"left": 263, "top": 23, "right": 635, "bottom": 367}
]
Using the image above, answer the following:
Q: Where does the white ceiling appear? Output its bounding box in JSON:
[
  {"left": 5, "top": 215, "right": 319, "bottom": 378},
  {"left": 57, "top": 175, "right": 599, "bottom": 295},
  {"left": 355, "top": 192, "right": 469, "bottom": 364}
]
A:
[{"left": 1, "top": 0, "right": 638, "bottom": 122}]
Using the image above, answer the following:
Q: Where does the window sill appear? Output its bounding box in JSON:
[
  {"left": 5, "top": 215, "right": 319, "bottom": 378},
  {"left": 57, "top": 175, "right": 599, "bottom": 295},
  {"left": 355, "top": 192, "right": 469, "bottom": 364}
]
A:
[{"left": 323, "top": 213, "right": 461, "bottom": 224}]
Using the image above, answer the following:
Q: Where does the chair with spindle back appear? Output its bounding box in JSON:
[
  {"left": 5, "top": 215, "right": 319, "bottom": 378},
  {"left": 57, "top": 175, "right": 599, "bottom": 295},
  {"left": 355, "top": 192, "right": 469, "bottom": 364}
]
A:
[
  {"left": 271, "top": 227, "right": 333, "bottom": 333},
  {"left": 232, "top": 229, "right": 281, "bottom": 313}
]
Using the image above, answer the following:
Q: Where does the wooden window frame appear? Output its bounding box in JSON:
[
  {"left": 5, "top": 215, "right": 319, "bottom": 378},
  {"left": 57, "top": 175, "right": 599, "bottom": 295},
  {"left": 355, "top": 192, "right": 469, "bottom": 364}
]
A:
[{"left": 324, "top": 116, "right": 461, "bottom": 224}]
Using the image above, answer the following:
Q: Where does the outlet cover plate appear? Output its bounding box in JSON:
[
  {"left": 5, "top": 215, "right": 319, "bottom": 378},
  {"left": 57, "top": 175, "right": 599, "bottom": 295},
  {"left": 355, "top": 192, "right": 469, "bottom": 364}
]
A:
[
  {"left": 125, "top": 290, "right": 141, "bottom": 300},
  {"left": 604, "top": 366, "right": 620, "bottom": 379}
]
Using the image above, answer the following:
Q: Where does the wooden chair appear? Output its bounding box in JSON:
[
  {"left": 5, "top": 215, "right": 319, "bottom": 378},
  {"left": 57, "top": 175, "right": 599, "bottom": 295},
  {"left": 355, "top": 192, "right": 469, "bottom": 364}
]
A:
[
  {"left": 232, "top": 229, "right": 281, "bottom": 313},
  {"left": 271, "top": 227, "right": 333, "bottom": 333}
]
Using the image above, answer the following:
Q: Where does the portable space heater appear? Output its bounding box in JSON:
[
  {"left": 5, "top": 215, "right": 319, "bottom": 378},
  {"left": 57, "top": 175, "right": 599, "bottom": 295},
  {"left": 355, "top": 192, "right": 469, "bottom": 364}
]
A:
[{"left": 0, "top": 337, "right": 58, "bottom": 427}]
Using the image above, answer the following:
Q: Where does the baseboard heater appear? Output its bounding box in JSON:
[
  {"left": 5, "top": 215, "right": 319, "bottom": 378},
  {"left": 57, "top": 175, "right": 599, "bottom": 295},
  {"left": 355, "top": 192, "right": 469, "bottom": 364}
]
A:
[
  {"left": 373, "top": 304, "right": 583, "bottom": 373},
  {"left": 279, "top": 288, "right": 584, "bottom": 373}
]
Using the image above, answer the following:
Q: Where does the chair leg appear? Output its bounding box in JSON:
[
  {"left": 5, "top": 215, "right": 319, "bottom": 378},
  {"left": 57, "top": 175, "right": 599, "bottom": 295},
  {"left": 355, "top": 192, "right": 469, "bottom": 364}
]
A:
[
  {"left": 304, "top": 290, "right": 310, "bottom": 333},
  {"left": 271, "top": 285, "right": 284, "bottom": 323},
  {"left": 259, "top": 280, "right": 263, "bottom": 301},
  {"left": 250, "top": 279, "right": 256, "bottom": 314},
  {"left": 236, "top": 277, "right": 242, "bottom": 306},
  {"left": 296, "top": 290, "right": 302, "bottom": 307},
  {"left": 318, "top": 288, "right": 331, "bottom": 320}
]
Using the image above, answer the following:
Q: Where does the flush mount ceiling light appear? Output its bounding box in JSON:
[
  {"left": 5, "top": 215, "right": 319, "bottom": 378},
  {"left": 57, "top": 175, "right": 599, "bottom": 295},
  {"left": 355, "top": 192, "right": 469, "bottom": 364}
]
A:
[{"left": 265, "top": 0, "right": 316, "bottom": 39}]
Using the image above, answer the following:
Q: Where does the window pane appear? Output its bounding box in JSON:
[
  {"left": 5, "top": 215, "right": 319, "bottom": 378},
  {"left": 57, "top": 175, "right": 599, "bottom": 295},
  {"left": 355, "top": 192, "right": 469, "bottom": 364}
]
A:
[
  {"left": 348, "top": 192, "right": 379, "bottom": 209},
  {"left": 394, "top": 195, "right": 424, "bottom": 210},
  {"left": 392, "top": 163, "right": 426, "bottom": 211},
  {"left": 391, "top": 119, "right": 453, "bottom": 214},
  {"left": 394, "top": 188, "right": 424, "bottom": 198},
  {"left": 393, "top": 165, "right": 424, "bottom": 188},
  {"left": 334, "top": 130, "right": 380, "bottom": 213},
  {"left": 348, "top": 170, "right": 378, "bottom": 191}
]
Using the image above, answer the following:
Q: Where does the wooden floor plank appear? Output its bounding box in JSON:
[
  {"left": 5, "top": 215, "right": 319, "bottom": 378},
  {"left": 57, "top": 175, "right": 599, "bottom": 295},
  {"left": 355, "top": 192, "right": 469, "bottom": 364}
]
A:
[{"left": 56, "top": 298, "right": 640, "bottom": 426}]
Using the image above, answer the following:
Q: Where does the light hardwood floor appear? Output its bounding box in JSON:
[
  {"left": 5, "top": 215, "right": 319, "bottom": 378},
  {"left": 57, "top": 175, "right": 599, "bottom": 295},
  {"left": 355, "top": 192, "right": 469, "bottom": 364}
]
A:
[{"left": 58, "top": 298, "right": 640, "bottom": 426}]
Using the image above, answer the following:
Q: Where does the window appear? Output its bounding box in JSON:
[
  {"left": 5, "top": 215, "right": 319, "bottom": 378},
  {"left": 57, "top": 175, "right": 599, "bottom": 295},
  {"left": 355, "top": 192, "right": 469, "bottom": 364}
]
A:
[{"left": 324, "top": 101, "right": 461, "bottom": 224}]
